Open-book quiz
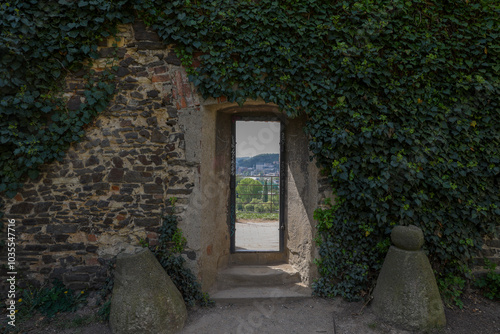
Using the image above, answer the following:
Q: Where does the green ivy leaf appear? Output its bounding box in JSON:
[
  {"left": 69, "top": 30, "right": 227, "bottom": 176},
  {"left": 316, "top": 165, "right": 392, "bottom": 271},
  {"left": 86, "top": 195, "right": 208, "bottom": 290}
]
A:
[{"left": 28, "top": 170, "right": 40, "bottom": 180}]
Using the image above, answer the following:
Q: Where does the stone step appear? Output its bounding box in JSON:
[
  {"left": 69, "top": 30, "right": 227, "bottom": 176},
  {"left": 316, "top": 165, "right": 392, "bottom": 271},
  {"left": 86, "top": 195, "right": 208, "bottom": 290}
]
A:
[
  {"left": 229, "top": 252, "right": 287, "bottom": 266},
  {"left": 217, "top": 264, "right": 301, "bottom": 290},
  {"left": 211, "top": 283, "right": 312, "bottom": 305}
]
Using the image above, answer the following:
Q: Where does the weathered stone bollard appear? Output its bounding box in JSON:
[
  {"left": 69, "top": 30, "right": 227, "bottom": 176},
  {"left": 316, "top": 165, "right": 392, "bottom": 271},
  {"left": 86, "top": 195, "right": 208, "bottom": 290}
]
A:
[
  {"left": 110, "top": 248, "right": 187, "bottom": 334},
  {"left": 371, "top": 225, "right": 446, "bottom": 331}
]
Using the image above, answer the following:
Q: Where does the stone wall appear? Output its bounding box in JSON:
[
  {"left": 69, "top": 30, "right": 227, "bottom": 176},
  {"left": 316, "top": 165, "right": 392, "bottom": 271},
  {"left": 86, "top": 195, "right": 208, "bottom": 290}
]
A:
[{"left": 0, "top": 22, "right": 201, "bottom": 291}]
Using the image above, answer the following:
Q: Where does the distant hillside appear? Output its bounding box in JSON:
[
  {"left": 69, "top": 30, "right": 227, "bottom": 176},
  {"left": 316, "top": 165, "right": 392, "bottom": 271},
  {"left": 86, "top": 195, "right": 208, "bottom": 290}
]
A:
[
  {"left": 237, "top": 153, "right": 279, "bottom": 168},
  {"left": 236, "top": 157, "right": 249, "bottom": 163}
]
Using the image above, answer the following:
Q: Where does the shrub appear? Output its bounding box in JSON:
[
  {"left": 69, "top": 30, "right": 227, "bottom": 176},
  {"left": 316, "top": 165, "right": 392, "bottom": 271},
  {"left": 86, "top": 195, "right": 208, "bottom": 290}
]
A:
[
  {"left": 254, "top": 204, "right": 264, "bottom": 212},
  {"left": 437, "top": 272, "right": 467, "bottom": 309},
  {"left": 17, "top": 280, "right": 87, "bottom": 318},
  {"left": 254, "top": 203, "right": 272, "bottom": 212},
  {"left": 151, "top": 198, "right": 213, "bottom": 307},
  {"left": 475, "top": 259, "right": 500, "bottom": 300},
  {"left": 244, "top": 204, "right": 255, "bottom": 212},
  {"left": 264, "top": 202, "right": 273, "bottom": 212}
]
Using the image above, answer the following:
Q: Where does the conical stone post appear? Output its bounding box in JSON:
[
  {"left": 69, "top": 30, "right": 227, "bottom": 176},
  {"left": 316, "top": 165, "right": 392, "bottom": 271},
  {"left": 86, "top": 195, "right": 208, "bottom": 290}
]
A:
[
  {"left": 109, "top": 248, "right": 187, "bottom": 334},
  {"left": 371, "top": 225, "right": 446, "bottom": 331}
]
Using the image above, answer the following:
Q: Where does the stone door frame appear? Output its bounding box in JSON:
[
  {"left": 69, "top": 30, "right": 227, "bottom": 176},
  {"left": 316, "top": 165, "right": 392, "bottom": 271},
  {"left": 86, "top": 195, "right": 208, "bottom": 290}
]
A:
[{"left": 191, "top": 99, "right": 321, "bottom": 290}]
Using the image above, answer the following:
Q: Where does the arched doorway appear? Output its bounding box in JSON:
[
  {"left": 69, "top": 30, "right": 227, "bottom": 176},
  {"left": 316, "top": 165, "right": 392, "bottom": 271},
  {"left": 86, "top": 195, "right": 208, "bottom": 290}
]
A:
[{"left": 183, "top": 100, "right": 321, "bottom": 293}]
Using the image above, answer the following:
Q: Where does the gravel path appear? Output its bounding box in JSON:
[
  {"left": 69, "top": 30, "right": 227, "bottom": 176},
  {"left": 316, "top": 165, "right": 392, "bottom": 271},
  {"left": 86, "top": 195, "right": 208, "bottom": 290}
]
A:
[{"left": 235, "top": 221, "right": 279, "bottom": 251}]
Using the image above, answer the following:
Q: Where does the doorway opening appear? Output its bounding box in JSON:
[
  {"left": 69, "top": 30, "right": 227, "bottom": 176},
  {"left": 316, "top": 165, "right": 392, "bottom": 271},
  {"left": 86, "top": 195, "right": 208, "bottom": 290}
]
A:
[{"left": 230, "top": 116, "right": 285, "bottom": 253}]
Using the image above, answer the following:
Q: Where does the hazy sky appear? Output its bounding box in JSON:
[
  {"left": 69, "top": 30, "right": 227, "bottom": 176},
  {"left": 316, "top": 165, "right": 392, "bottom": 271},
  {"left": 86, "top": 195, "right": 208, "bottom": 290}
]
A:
[{"left": 236, "top": 121, "right": 280, "bottom": 157}]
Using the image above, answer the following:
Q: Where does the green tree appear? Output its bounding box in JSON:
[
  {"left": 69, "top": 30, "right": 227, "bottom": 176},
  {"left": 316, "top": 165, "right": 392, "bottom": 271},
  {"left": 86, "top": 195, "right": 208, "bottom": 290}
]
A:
[
  {"left": 236, "top": 178, "right": 263, "bottom": 203},
  {"left": 262, "top": 180, "right": 269, "bottom": 202}
]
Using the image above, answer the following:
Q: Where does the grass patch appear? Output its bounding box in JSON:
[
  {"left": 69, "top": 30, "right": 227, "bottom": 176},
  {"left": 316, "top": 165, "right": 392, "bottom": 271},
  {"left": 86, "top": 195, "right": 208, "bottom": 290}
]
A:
[
  {"left": 236, "top": 211, "right": 279, "bottom": 220},
  {"left": 16, "top": 280, "right": 87, "bottom": 319}
]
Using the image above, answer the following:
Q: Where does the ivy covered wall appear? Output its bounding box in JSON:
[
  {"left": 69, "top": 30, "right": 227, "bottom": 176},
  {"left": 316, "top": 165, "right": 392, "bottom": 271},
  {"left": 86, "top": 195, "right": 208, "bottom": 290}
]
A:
[{"left": 1, "top": 0, "right": 499, "bottom": 300}]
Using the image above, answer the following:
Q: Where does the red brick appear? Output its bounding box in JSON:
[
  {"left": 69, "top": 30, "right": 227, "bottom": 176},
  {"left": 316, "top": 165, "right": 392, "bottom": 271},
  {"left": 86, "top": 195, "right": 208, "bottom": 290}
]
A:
[
  {"left": 87, "top": 234, "right": 97, "bottom": 242},
  {"left": 152, "top": 74, "right": 169, "bottom": 83},
  {"left": 154, "top": 66, "right": 167, "bottom": 74},
  {"left": 175, "top": 71, "right": 183, "bottom": 94}
]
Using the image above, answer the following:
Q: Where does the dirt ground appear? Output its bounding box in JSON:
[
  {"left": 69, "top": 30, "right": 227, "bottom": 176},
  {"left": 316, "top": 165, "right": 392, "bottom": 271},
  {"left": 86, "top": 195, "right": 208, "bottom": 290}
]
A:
[{"left": 3, "top": 291, "right": 498, "bottom": 334}]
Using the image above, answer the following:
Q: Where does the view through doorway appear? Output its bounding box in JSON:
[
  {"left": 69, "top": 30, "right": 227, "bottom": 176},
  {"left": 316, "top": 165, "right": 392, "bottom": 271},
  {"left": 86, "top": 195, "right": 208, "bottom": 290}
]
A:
[{"left": 231, "top": 118, "right": 284, "bottom": 252}]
